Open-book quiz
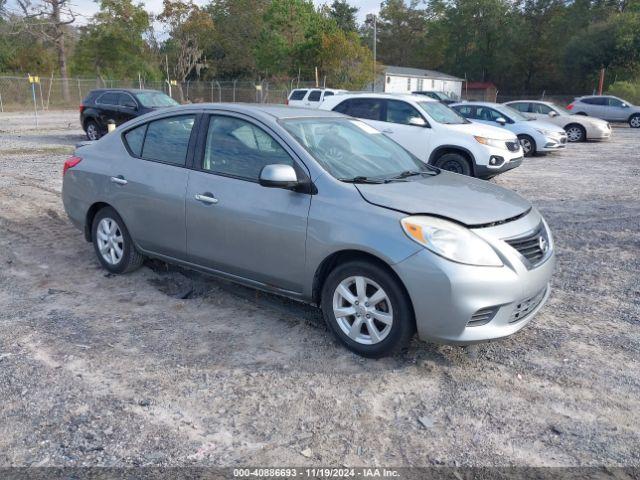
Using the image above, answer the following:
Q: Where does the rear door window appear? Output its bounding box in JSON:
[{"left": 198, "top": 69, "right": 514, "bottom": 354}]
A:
[
  {"left": 510, "top": 102, "right": 530, "bottom": 113},
  {"left": 141, "top": 115, "right": 195, "bottom": 166},
  {"left": 582, "top": 97, "right": 606, "bottom": 105},
  {"left": 334, "top": 98, "right": 383, "bottom": 121},
  {"left": 307, "top": 90, "right": 322, "bottom": 102},
  {"left": 289, "top": 90, "right": 307, "bottom": 101},
  {"left": 97, "top": 92, "right": 119, "bottom": 105},
  {"left": 454, "top": 105, "right": 476, "bottom": 118}
]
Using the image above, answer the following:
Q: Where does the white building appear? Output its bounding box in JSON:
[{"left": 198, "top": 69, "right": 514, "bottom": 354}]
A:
[{"left": 375, "top": 65, "right": 464, "bottom": 99}]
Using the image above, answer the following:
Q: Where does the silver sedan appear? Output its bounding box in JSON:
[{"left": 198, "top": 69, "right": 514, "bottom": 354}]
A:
[{"left": 62, "top": 104, "right": 555, "bottom": 357}]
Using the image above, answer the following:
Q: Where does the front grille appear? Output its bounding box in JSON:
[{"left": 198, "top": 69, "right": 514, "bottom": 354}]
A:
[
  {"left": 509, "top": 287, "right": 547, "bottom": 323},
  {"left": 506, "top": 141, "right": 520, "bottom": 152},
  {"left": 467, "top": 307, "right": 499, "bottom": 327},
  {"left": 504, "top": 225, "right": 549, "bottom": 267}
]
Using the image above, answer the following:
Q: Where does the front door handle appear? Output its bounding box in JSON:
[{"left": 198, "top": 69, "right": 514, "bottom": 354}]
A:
[
  {"left": 194, "top": 193, "right": 218, "bottom": 205},
  {"left": 381, "top": 128, "right": 393, "bottom": 134},
  {"left": 110, "top": 176, "right": 127, "bottom": 185}
]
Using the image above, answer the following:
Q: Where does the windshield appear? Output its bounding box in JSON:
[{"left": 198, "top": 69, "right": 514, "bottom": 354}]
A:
[
  {"left": 417, "top": 101, "right": 468, "bottom": 124},
  {"left": 136, "top": 92, "right": 179, "bottom": 108},
  {"left": 280, "top": 118, "right": 434, "bottom": 181},
  {"left": 495, "top": 104, "right": 530, "bottom": 122}
]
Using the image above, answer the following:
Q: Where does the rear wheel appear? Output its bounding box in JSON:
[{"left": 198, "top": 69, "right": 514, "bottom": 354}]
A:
[
  {"left": 85, "top": 120, "right": 101, "bottom": 141},
  {"left": 92, "top": 207, "right": 144, "bottom": 274},
  {"left": 434, "top": 152, "right": 472, "bottom": 176},
  {"left": 518, "top": 134, "right": 536, "bottom": 157},
  {"left": 321, "top": 260, "right": 415, "bottom": 358},
  {"left": 565, "top": 124, "right": 586, "bottom": 142},
  {"left": 629, "top": 114, "right": 640, "bottom": 128}
]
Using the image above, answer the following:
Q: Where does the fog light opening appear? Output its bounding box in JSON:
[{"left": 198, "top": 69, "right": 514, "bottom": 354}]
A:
[{"left": 489, "top": 156, "right": 505, "bottom": 167}]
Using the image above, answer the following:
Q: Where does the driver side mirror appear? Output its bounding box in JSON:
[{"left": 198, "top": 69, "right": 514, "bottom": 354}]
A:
[
  {"left": 408, "top": 117, "right": 428, "bottom": 127},
  {"left": 495, "top": 117, "right": 507, "bottom": 126},
  {"left": 548, "top": 111, "right": 558, "bottom": 117},
  {"left": 259, "top": 164, "right": 299, "bottom": 190},
  {"left": 621, "top": 103, "right": 628, "bottom": 108},
  {"left": 123, "top": 102, "right": 138, "bottom": 110}
]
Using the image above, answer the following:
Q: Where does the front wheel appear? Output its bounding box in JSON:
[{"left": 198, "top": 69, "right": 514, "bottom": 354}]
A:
[
  {"left": 85, "top": 120, "right": 101, "bottom": 141},
  {"left": 630, "top": 114, "right": 640, "bottom": 128},
  {"left": 92, "top": 207, "right": 144, "bottom": 274},
  {"left": 518, "top": 134, "right": 536, "bottom": 157},
  {"left": 565, "top": 124, "right": 586, "bottom": 142},
  {"left": 321, "top": 260, "right": 415, "bottom": 358},
  {"left": 434, "top": 152, "right": 472, "bottom": 176}
]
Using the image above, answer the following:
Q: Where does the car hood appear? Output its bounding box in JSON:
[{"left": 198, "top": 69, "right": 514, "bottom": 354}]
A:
[
  {"left": 526, "top": 119, "right": 566, "bottom": 133},
  {"left": 444, "top": 122, "right": 516, "bottom": 140},
  {"left": 355, "top": 172, "right": 531, "bottom": 226}
]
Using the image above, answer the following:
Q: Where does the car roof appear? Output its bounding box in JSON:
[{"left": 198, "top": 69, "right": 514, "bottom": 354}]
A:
[
  {"left": 133, "top": 103, "right": 346, "bottom": 121},
  {"left": 505, "top": 99, "right": 553, "bottom": 105},
  {"left": 89, "top": 88, "right": 164, "bottom": 95},
  {"left": 451, "top": 101, "right": 501, "bottom": 107},
  {"left": 331, "top": 92, "right": 438, "bottom": 102}
]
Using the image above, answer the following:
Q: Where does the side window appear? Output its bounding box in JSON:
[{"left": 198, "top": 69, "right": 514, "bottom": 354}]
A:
[
  {"left": 607, "top": 97, "right": 623, "bottom": 107},
  {"left": 454, "top": 105, "right": 475, "bottom": 118},
  {"left": 308, "top": 90, "right": 322, "bottom": 102},
  {"left": 533, "top": 103, "right": 552, "bottom": 114},
  {"left": 203, "top": 116, "right": 294, "bottom": 181},
  {"left": 97, "top": 92, "right": 119, "bottom": 105},
  {"left": 289, "top": 90, "right": 307, "bottom": 101},
  {"left": 342, "top": 99, "right": 383, "bottom": 121},
  {"left": 333, "top": 99, "right": 352, "bottom": 114},
  {"left": 583, "top": 97, "right": 606, "bottom": 105},
  {"left": 124, "top": 124, "right": 147, "bottom": 157},
  {"left": 510, "top": 102, "right": 530, "bottom": 113},
  {"left": 323, "top": 91, "right": 334, "bottom": 99},
  {"left": 118, "top": 94, "right": 137, "bottom": 108},
  {"left": 477, "top": 107, "right": 504, "bottom": 122},
  {"left": 141, "top": 115, "right": 195, "bottom": 166},
  {"left": 385, "top": 100, "right": 423, "bottom": 125}
]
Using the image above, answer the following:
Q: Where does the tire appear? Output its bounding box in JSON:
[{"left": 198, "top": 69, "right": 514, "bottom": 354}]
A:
[
  {"left": 92, "top": 207, "right": 144, "bottom": 274},
  {"left": 629, "top": 114, "right": 640, "bottom": 128},
  {"left": 85, "top": 120, "right": 101, "bottom": 141},
  {"left": 565, "top": 124, "right": 586, "bottom": 142},
  {"left": 321, "top": 260, "right": 415, "bottom": 358},
  {"left": 518, "top": 134, "right": 536, "bottom": 157},
  {"left": 434, "top": 152, "right": 472, "bottom": 176}
]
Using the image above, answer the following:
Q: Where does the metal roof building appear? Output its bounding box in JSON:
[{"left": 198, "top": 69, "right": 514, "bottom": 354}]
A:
[{"left": 375, "top": 65, "right": 464, "bottom": 99}]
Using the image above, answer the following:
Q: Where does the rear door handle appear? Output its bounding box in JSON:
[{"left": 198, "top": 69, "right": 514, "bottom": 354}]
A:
[
  {"left": 194, "top": 193, "right": 218, "bottom": 205},
  {"left": 110, "top": 176, "right": 127, "bottom": 185}
]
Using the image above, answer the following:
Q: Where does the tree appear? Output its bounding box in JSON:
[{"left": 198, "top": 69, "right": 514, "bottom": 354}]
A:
[
  {"left": 158, "top": 0, "right": 215, "bottom": 101},
  {"left": 328, "top": 0, "right": 358, "bottom": 33},
  {"left": 319, "top": 30, "right": 376, "bottom": 89},
  {"left": 71, "top": 0, "right": 157, "bottom": 80},
  {"left": 13, "top": 0, "right": 77, "bottom": 101}
]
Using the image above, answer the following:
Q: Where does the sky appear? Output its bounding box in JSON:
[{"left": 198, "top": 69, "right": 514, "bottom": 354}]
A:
[{"left": 50, "top": 0, "right": 381, "bottom": 24}]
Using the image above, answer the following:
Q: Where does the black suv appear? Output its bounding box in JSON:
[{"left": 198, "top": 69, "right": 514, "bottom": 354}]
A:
[{"left": 80, "top": 89, "right": 178, "bottom": 140}]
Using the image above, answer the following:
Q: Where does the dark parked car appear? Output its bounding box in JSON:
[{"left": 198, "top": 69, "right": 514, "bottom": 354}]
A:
[
  {"left": 80, "top": 89, "right": 178, "bottom": 140},
  {"left": 412, "top": 91, "right": 457, "bottom": 105}
]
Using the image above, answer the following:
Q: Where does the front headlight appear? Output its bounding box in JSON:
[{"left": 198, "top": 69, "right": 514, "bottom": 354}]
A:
[
  {"left": 474, "top": 136, "right": 507, "bottom": 149},
  {"left": 535, "top": 128, "right": 553, "bottom": 135},
  {"left": 401, "top": 216, "right": 503, "bottom": 267}
]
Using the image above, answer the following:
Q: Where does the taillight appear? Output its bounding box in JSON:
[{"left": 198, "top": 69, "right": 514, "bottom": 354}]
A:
[
  {"left": 63, "top": 156, "right": 82, "bottom": 176},
  {"left": 79, "top": 105, "right": 85, "bottom": 113},
  {"left": 285, "top": 98, "right": 289, "bottom": 105},
  {"left": 566, "top": 103, "right": 574, "bottom": 110}
]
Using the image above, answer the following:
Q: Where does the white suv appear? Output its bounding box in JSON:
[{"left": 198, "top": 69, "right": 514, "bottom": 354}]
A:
[
  {"left": 287, "top": 88, "right": 347, "bottom": 108},
  {"left": 319, "top": 93, "right": 523, "bottom": 178}
]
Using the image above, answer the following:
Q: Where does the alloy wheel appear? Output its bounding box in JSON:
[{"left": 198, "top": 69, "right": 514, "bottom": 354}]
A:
[
  {"left": 332, "top": 276, "right": 393, "bottom": 345},
  {"left": 631, "top": 116, "right": 640, "bottom": 128},
  {"left": 96, "top": 218, "right": 124, "bottom": 265},
  {"left": 566, "top": 126, "right": 584, "bottom": 142},
  {"left": 87, "top": 123, "right": 99, "bottom": 141},
  {"left": 520, "top": 138, "right": 533, "bottom": 155}
]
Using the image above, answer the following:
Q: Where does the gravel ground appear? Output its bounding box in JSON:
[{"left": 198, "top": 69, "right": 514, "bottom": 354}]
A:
[{"left": 0, "top": 110, "right": 638, "bottom": 468}]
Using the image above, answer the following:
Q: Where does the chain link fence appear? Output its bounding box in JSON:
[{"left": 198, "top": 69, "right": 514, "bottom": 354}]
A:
[{"left": 0, "top": 75, "right": 319, "bottom": 112}]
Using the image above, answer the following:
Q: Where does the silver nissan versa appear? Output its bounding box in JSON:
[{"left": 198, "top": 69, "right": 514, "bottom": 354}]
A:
[{"left": 62, "top": 104, "right": 555, "bottom": 357}]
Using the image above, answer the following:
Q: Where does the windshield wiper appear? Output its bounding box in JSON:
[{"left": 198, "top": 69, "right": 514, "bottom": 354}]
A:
[
  {"left": 340, "top": 176, "right": 386, "bottom": 184},
  {"left": 387, "top": 169, "right": 438, "bottom": 181}
]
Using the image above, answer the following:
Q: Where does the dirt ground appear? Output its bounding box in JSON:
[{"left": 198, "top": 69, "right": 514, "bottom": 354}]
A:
[{"left": 0, "top": 110, "right": 638, "bottom": 468}]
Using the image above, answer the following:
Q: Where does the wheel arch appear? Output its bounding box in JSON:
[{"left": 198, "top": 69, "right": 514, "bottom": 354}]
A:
[
  {"left": 311, "top": 249, "right": 415, "bottom": 320},
  {"left": 84, "top": 201, "right": 113, "bottom": 242},
  {"left": 428, "top": 145, "right": 476, "bottom": 176},
  {"left": 82, "top": 114, "right": 100, "bottom": 131},
  {"left": 564, "top": 122, "right": 586, "bottom": 139}
]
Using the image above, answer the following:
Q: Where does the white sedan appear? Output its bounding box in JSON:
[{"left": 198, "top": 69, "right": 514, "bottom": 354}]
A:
[
  {"left": 451, "top": 102, "right": 568, "bottom": 157},
  {"left": 505, "top": 100, "right": 612, "bottom": 142}
]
